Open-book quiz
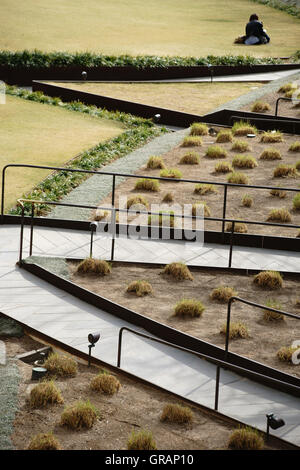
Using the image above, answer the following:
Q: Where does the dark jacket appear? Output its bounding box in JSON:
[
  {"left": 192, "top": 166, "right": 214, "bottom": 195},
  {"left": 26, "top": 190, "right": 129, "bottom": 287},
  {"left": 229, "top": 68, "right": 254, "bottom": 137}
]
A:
[{"left": 245, "top": 20, "right": 270, "bottom": 42}]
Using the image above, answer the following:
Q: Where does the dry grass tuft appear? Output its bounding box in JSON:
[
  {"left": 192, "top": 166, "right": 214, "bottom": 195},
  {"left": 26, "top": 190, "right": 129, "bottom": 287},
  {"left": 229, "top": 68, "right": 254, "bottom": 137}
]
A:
[
  {"left": 126, "top": 195, "right": 149, "bottom": 210},
  {"left": 94, "top": 209, "right": 108, "bottom": 221},
  {"left": 194, "top": 183, "right": 217, "bottom": 195},
  {"left": 215, "top": 130, "right": 233, "bottom": 143},
  {"left": 160, "top": 168, "right": 182, "bottom": 179},
  {"left": 253, "top": 271, "right": 283, "bottom": 290},
  {"left": 127, "top": 280, "right": 153, "bottom": 297},
  {"left": 270, "top": 187, "right": 287, "bottom": 198},
  {"left": 231, "top": 140, "right": 250, "bottom": 152},
  {"left": 162, "top": 192, "right": 174, "bottom": 203},
  {"left": 181, "top": 136, "right": 202, "bottom": 147},
  {"left": 260, "top": 131, "right": 283, "bottom": 143},
  {"left": 127, "top": 430, "right": 157, "bottom": 450},
  {"left": 296, "top": 161, "right": 300, "bottom": 171},
  {"left": 289, "top": 141, "right": 300, "bottom": 152},
  {"left": 205, "top": 145, "right": 228, "bottom": 159},
  {"left": 192, "top": 201, "right": 211, "bottom": 217},
  {"left": 27, "top": 432, "right": 62, "bottom": 450},
  {"left": 77, "top": 258, "right": 111, "bottom": 276},
  {"left": 241, "top": 194, "right": 253, "bottom": 207},
  {"left": 190, "top": 122, "right": 209, "bottom": 136},
  {"left": 161, "top": 262, "right": 193, "bottom": 281},
  {"left": 160, "top": 403, "right": 193, "bottom": 424},
  {"left": 179, "top": 152, "right": 200, "bottom": 165},
  {"left": 251, "top": 101, "right": 271, "bottom": 113},
  {"left": 260, "top": 148, "right": 282, "bottom": 160},
  {"left": 273, "top": 164, "right": 298, "bottom": 178},
  {"left": 263, "top": 300, "right": 285, "bottom": 322},
  {"left": 277, "top": 83, "right": 298, "bottom": 93},
  {"left": 29, "top": 380, "right": 64, "bottom": 408},
  {"left": 232, "top": 154, "right": 258, "bottom": 169},
  {"left": 210, "top": 286, "right": 237, "bottom": 303},
  {"left": 146, "top": 155, "right": 166, "bottom": 169},
  {"left": 228, "top": 427, "right": 264, "bottom": 450},
  {"left": 174, "top": 298, "right": 205, "bottom": 318},
  {"left": 134, "top": 178, "right": 160, "bottom": 192},
  {"left": 227, "top": 172, "right": 249, "bottom": 184},
  {"left": 60, "top": 400, "right": 98, "bottom": 430},
  {"left": 293, "top": 193, "right": 300, "bottom": 210},
  {"left": 266, "top": 208, "right": 292, "bottom": 223},
  {"left": 220, "top": 322, "right": 249, "bottom": 339},
  {"left": 90, "top": 372, "right": 121, "bottom": 395},
  {"left": 232, "top": 121, "right": 257, "bottom": 136},
  {"left": 148, "top": 210, "right": 177, "bottom": 228},
  {"left": 215, "top": 161, "right": 233, "bottom": 174},
  {"left": 277, "top": 346, "right": 299, "bottom": 363},
  {"left": 44, "top": 352, "right": 78, "bottom": 377},
  {"left": 225, "top": 221, "right": 248, "bottom": 233}
]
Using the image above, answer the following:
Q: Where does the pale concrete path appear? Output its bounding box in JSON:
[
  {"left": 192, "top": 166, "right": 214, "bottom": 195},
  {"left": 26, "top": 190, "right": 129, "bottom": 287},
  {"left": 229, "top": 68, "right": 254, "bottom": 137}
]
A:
[{"left": 0, "top": 223, "right": 299, "bottom": 446}]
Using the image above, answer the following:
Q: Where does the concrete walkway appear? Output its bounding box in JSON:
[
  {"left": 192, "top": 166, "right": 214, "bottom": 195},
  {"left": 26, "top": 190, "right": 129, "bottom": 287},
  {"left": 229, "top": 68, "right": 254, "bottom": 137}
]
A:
[{"left": 0, "top": 223, "right": 299, "bottom": 447}]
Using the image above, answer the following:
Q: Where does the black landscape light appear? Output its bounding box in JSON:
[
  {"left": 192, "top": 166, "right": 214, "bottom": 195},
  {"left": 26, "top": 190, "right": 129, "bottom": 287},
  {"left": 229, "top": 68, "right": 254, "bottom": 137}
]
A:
[
  {"left": 266, "top": 413, "right": 285, "bottom": 439},
  {"left": 89, "top": 221, "right": 98, "bottom": 258},
  {"left": 207, "top": 63, "right": 213, "bottom": 83},
  {"left": 153, "top": 114, "right": 161, "bottom": 123},
  {"left": 82, "top": 71, "right": 87, "bottom": 81},
  {"left": 88, "top": 332, "right": 100, "bottom": 366}
]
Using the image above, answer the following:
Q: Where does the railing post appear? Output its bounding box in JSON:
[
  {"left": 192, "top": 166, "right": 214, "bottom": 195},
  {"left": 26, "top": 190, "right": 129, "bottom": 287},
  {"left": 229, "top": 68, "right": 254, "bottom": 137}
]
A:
[
  {"left": 1, "top": 166, "right": 6, "bottom": 220},
  {"left": 275, "top": 97, "right": 281, "bottom": 117},
  {"left": 110, "top": 175, "right": 116, "bottom": 262},
  {"left": 117, "top": 327, "right": 125, "bottom": 368},
  {"left": 222, "top": 185, "right": 228, "bottom": 237},
  {"left": 228, "top": 221, "right": 235, "bottom": 268},
  {"left": 19, "top": 205, "right": 25, "bottom": 266},
  {"left": 214, "top": 365, "right": 221, "bottom": 411},
  {"left": 29, "top": 203, "right": 34, "bottom": 256}
]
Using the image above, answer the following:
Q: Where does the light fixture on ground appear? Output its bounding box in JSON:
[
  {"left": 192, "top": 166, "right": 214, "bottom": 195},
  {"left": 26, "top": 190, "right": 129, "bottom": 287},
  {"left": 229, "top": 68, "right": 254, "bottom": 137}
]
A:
[
  {"left": 88, "top": 332, "right": 100, "bottom": 366},
  {"left": 82, "top": 71, "right": 87, "bottom": 81},
  {"left": 266, "top": 413, "right": 285, "bottom": 439},
  {"left": 89, "top": 221, "right": 98, "bottom": 258},
  {"left": 207, "top": 63, "right": 213, "bottom": 83},
  {"left": 153, "top": 114, "right": 161, "bottom": 123}
]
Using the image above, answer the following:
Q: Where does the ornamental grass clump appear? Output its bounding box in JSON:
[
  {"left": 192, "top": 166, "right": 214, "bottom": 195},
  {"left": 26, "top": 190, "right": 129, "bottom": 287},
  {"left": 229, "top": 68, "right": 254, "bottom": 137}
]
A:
[
  {"left": 215, "top": 130, "right": 233, "bottom": 143},
  {"left": 278, "top": 82, "right": 298, "bottom": 93},
  {"left": 205, "top": 145, "right": 228, "bottom": 159},
  {"left": 292, "top": 193, "right": 300, "bottom": 210},
  {"left": 220, "top": 322, "right": 249, "bottom": 339},
  {"left": 77, "top": 258, "right": 111, "bottom": 275},
  {"left": 263, "top": 300, "right": 285, "bottom": 322},
  {"left": 232, "top": 155, "right": 258, "bottom": 169},
  {"left": 134, "top": 178, "right": 160, "bottom": 192},
  {"left": 277, "top": 346, "right": 299, "bottom": 363},
  {"left": 273, "top": 165, "right": 298, "bottom": 178},
  {"left": 192, "top": 201, "right": 211, "bottom": 217},
  {"left": 215, "top": 161, "right": 233, "bottom": 174},
  {"left": 94, "top": 209, "right": 108, "bottom": 221},
  {"left": 251, "top": 101, "right": 271, "bottom": 112},
  {"left": 127, "top": 430, "right": 157, "bottom": 450},
  {"left": 253, "top": 271, "right": 283, "bottom": 290},
  {"left": 266, "top": 208, "right": 292, "bottom": 223},
  {"left": 295, "top": 161, "right": 300, "bottom": 171},
  {"left": 179, "top": 152, "right": 200, "bottom": 165},
  {"left": 60, "top": 400, "right": 98, "bottom": 430},
  {"left": 227, "top": 172, "right": 249, "bottom": 184},
  {"left": 160, "top": 403, "right": 193, "bottom": 424},
  {"left": 27, "top": 432, "right": 62, "bottom": 451},
  {"left": 173, "top": 299, "right": 205, "bottom": 318},
  {"left": 126, "top": 280, "right": 153, "bottom": 297},
  {"left": 190, "top": 122, "right": 208, "bottom": 136},
  {"left": 29, "top": 380, "right": 64, "bottom": 408},
  {"left": 161, "top": 262, "right": 193, "bottom": 281},
  {"left": 289, "top": 141, "right": 300, "bottom": 152},
  {"left": 225, "top": 222, "right": 248, "bottom": 233},
  {"left": 146, "top": 155, "right": 166, "bottom": 170},
  {"left": 194, "top": 183, "right": 217, "bottom": 195},
  {"left": 210, "top": 286, "right": 237, "bottom": 303},
  {"left": 148, "top": 210, "right": 177, "bottom": 228},
  {"left": 232, "top": 121, "right": 257, "bottom": 136},
  {"left": 126, "top": 195, "right": 149, "bottom": 210},
  {"left": 270, "top": 187, "right": 287, "bottom": 198},
  {"left": 90, "top": 372, "right": 121, "bottom": 395},
  {"left": 228, "top": 427, "right": 264, "bottom": 450},
  {"left": 231, "top": 140, "right": 250, "bottom": 152},
  {"left": 260, "top": 148, "right": 282, "bottom": 160},
  {"left": 160, "top": 168, "right": 182, "bottom": 179},
  {"left": 181, "top": 136, "right": 202, "bottom": 147},
  {"left": 241, "top": 194, "right": 253, "bottom": 207},
  {"left": 44, "top": 352, "right": 78, "bottom": 377},
  {"left": 162, "top": 192, "right": 174, "bottom": 203},
  {"left": 260, "top": 131, "right": 283, "bottom": 143}
]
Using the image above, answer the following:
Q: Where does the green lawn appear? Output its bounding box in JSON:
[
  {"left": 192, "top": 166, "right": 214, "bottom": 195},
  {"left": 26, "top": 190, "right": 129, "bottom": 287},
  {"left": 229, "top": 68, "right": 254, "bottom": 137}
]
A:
[
  {"left": 0, "top": 95, "right": 124, "bottom": 211},
  {"left": 48, "top": 81, "right": 262, "bottom": 115},
  {"left": 1, "top": 0, "right": 299, "bottom": 57}
]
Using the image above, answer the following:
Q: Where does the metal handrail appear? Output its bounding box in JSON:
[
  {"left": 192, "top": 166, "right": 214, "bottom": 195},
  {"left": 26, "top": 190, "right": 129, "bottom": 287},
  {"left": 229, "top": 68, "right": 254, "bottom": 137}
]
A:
[
  {"left": 117, "top": 326, "right": 300, "bottom": 411},
  {"left": 275, "top": 97, "right": 300, "bottom": 117},
  {"left": 225, "top": 296, "right": 300, "bottom": 360},
  {"left": 16, "top": 198, "right": 300, "bottom": 267}
]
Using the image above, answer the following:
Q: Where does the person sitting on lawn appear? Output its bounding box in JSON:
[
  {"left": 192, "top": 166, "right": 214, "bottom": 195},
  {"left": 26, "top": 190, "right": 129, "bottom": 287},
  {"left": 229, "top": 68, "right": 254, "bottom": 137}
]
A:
[{"left": 244, "top": 13, "right": 270, "bottom": 45}]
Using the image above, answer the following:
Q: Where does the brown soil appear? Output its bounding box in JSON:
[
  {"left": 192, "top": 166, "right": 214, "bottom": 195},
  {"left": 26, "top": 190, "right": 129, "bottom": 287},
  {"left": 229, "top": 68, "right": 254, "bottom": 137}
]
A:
[
  {"left": 7, "top": 335, "right": 244, "bottom": 450},
  {"left": 93, "top": 126, "right": 300, "bottom": 237},
  {"left": 69, "top": 262, "right": 300, "bottom": 379}
]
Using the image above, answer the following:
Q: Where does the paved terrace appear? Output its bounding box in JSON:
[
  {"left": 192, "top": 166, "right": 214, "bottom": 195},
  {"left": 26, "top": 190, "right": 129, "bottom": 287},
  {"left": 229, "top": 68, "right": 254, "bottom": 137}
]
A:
[{"left": 0, "top": 223, "right": 299, "bottom": 446}]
